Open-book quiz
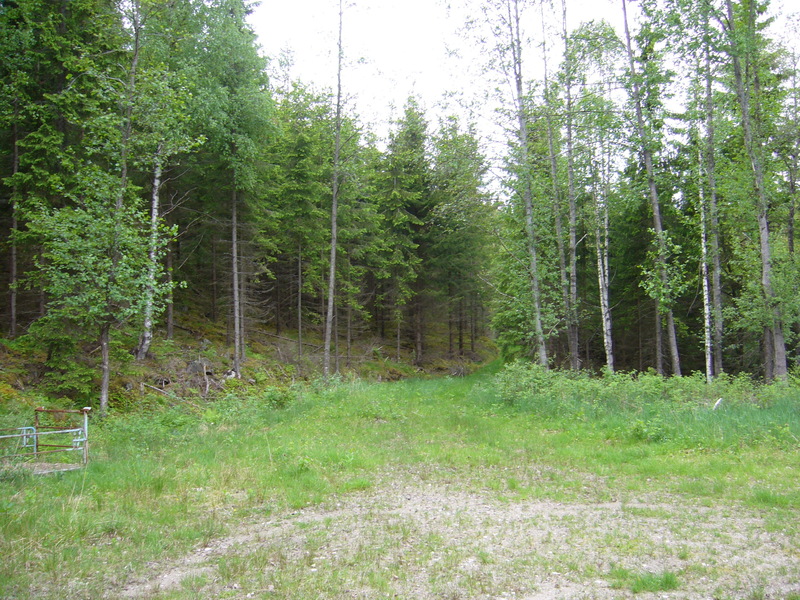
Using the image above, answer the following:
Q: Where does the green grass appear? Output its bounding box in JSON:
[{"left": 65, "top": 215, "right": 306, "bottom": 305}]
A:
[
  {"left": 1, "top": 366, "right": 799, "bottom": 598},
  {"left": 609, "top": 566, "right": 680, "bottom": 593}
]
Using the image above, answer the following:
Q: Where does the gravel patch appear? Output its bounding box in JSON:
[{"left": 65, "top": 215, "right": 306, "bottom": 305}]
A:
[{"left": 118, "top": 467, "right": 800, "bottom": 599}]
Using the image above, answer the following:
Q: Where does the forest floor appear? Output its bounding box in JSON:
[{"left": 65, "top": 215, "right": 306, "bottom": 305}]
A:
[{"left": 118, "top": 464, "right": 799, "bottom": 600}]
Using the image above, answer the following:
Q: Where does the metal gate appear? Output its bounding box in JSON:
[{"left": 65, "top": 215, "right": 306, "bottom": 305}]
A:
[{"left": 0, "top": 407, "right": 91, "bottom": 473}]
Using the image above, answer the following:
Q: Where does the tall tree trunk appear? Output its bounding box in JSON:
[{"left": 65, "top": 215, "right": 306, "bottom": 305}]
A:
[
  {"left": 231, "top": 186, "right": 241, "bottom": 377},
  {"left": 699, "top": 154, "right": 714, "bottom": 383},
  {"left": 334, "top": 305, "right": 340, "bottom": 373},
  {"left": 297, "top": 245, "right": 303, "bottom": 358},
  {"left": 9, "top": 115, "right": 19, "bottom": 338},
  {"left": 136, "top": 148, "right": 164, "bottom": 360},
  {"left": 622, "top": 0, "right": 680, "bottom": 375},
  {"left": 593, "top": 186, "right": 614, "bottom": 372},
  {"left": 763, "top": 326, "right": 775, "bottom": 381},
  {"left": 239, "top": 258, "right": 247, "bottom": 362},
  {"left": 702, "top": 5, "right": 725, "bottom": 376},
  {"left": 324, "top": 0, "right": 344, "bottom": 379},
  {"left": 166, "top": 239, "right": 174, "bottom": 340},
  {"left": 211, "top": 237, "right": 218, "bottom": 322},
  {"left": 561, "top": 0, "right": 580, "bottom": 370},
  {"left": 508, "top": 0, "right": 547, "bottom": 367},
  {"left": 723, "top": 0, "right": 787, "bottom": 379}
]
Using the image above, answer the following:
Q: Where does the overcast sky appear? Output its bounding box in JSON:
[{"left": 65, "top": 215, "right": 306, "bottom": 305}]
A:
[{"left": 250, "top": 0, "right": 480, "bottom": 132}]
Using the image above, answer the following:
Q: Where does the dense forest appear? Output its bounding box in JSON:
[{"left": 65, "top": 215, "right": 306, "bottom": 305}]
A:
[{"left": 1, "top": 0, "right": 799, "bottom": 412}]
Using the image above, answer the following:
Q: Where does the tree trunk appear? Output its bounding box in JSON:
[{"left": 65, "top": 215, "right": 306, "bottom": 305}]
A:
[
  {"left": 211, "top": 237, "right": 218, "bottom": 322},
  {"left": 561, "top": 0, "right": 580, "bottom": 370},
  {"left": 323, "top": 0, "right": 344, "bottom": 379},
  {"left": 166, "top": 238, "right": 174, "bottom": 340},
  {"left": 297, "top": 246, "right": 303, "bottom": 358},
  {"left": 135, "top": 149, "right": 164, "bottom": 360},
  {"left": 334, "top": 305, "right": 340, "bottom": 373},
  {"left": 99, "top": 322, "right": 111, "bottom": 417},
  {"left": 9, "top": 114, "right": 19, "bottom": 338},
  {"left": 702, "top": 6, "right": 725, "bottom": 376},
  {"left": 239, "top": 258, "right": 247, "bottom": 362},
  {"left": 655, "top": 302, "right": 663, "bottom": 375},
  {"left": 508, "top": 0, "right": 547, "bottom": 367},
  {"left": 346, "top": 303, "right": 352, "bottom": 368},
  {"left": 231, "top": 186, "right": 241, "bottom": 377},
  {"left": 699, "top": 163, "right": 714, "bottom": 383},
  {"left": 593, "top": 187, "right": 614, "bottom": 372},
  {"left": 396, "top": 314, "right": 401, "bottom": 362},
  {"left": 763, "top": 326, "right": 775, "bottom": 381}
]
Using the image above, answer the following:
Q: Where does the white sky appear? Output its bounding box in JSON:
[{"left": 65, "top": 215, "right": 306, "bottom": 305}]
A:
[{"left": 250, "top": 0, "right": 482, "bottom": 133}]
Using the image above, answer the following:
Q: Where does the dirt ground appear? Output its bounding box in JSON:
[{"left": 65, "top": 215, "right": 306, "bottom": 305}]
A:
[{"left": 118, "top": 467, "right": 800, "bottom": 599}]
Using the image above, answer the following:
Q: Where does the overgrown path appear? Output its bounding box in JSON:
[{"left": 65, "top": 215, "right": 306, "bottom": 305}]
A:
[{"left": 2, "top": 369, "right": 800, "bottom": 599}]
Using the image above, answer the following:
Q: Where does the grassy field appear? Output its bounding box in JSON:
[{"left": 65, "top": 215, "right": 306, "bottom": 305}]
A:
[{"left": 1, "top": 364, "right": 799, "bottom": 599}]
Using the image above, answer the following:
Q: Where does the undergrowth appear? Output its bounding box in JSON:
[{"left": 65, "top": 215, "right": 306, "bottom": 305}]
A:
[{"left": 495, "top": 361, "right": 800, "bottom": 449}]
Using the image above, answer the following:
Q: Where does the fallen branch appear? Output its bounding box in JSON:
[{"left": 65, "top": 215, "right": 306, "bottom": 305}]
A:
[{"left": 142, "top": 383, "right": 173, "bottom": 397}]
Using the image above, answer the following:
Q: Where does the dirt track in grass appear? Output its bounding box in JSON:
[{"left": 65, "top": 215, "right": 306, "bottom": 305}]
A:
[{"left": 118, "top": 466, "right": 800, "bottom": 600}]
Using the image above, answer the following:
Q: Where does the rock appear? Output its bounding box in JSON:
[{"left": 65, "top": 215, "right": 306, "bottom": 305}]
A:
[{"left": 187, "top": 359, "right": 212, "bottom": 375}]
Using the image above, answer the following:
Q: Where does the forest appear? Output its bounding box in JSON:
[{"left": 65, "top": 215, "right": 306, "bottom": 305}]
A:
[{"left": 1, "top": 0, "right": 799, "bottom": 413}]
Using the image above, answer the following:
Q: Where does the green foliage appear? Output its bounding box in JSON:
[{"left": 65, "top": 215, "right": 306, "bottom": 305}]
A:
[
  {"left": 639, "top": 229, "right": 691, "bottom": 310},
  {"left": 24, "top": 198, "right": 161, "bottom": 327}
]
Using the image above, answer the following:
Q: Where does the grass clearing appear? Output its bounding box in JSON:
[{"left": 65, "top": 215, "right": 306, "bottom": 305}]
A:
[{"left": 1, "top": 365, "right": 800, "bottom": 598}]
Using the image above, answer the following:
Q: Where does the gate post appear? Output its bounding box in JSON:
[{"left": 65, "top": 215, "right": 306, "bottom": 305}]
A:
[{"left": 81, "top": 407, "right": 91, "bottom": 465}]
